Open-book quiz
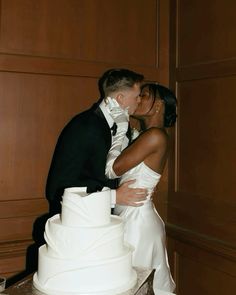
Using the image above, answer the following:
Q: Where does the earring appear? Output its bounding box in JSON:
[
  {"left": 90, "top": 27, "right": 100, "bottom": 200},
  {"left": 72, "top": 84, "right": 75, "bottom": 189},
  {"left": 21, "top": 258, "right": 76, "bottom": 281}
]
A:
[{"left": 156, "top": 109, "right": 159, "bottom": 113}]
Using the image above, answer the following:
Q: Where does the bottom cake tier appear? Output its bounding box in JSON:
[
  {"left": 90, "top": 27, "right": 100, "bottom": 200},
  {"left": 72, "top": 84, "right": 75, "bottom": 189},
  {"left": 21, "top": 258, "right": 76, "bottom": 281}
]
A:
[{"left": 33, "top": 244, "right": 137, "bottom": 295}]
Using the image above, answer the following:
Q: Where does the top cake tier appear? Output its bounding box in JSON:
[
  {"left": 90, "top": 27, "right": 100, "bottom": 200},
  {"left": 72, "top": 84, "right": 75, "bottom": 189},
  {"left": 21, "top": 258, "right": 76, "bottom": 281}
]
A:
[{"left": 61, "top": 187, "right": 111, "bottom": 227}]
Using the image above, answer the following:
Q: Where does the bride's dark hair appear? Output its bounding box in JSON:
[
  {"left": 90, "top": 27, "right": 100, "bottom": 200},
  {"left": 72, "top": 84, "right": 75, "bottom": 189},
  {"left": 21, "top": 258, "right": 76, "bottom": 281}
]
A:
[{"left": 141, "top": 83, "right": 177, "bottom": 127}]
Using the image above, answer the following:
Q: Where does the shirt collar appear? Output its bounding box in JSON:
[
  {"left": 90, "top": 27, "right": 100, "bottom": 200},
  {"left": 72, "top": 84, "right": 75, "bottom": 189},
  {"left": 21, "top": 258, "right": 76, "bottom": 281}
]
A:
[{"left": 99, "top": 99, "right": 114, "bottom": 128}]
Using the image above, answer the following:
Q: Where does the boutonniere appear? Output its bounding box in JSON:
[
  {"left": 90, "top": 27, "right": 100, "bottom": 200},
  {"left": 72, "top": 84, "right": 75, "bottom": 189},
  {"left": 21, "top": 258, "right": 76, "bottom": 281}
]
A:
[{"left": 131, "top": 128, "right": 140, "bottom": 141}]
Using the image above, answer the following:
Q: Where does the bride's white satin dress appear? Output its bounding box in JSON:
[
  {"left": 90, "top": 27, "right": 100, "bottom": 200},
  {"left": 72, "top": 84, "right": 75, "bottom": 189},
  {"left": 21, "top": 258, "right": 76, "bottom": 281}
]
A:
[{"left": 114, "top": 162, "right": 176, "bottom": 293}]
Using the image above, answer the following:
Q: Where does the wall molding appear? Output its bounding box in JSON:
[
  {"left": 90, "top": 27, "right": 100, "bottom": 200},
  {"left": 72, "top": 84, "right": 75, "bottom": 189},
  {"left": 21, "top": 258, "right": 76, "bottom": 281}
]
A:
[
  {"left": 166, "top": 223, "right": 236, "bottom": 262},
  {"left": 0, "top": 53, "right": 160, "bottom": 80},
  {"left": 177, "top": 59, "right": 236, "bottom": 82}
]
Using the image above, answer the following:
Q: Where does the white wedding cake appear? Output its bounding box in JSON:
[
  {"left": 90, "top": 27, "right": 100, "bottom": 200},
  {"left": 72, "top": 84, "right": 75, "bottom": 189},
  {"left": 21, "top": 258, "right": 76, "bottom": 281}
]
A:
[{"left": 33, "top": 187, "right": 137, "bottom": 295}]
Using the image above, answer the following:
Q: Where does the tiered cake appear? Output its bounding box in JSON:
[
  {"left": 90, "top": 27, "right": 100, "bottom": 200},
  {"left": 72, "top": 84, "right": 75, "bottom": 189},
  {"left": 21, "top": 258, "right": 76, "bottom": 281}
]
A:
[{"left": 33, "top": 187, "right": 137, "bottom": 295}]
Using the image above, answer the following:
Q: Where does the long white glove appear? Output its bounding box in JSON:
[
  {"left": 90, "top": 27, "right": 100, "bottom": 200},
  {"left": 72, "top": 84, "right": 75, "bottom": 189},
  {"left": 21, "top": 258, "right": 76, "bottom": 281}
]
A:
[{"left": 105, "top": 97, "right": 129, "bottom": 179}]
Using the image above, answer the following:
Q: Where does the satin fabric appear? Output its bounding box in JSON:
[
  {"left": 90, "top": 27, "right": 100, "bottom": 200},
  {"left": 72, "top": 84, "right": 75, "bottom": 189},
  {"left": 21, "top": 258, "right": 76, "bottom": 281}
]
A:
[{"left": 114, "top": 162, "right": 176, "bottom": 294}]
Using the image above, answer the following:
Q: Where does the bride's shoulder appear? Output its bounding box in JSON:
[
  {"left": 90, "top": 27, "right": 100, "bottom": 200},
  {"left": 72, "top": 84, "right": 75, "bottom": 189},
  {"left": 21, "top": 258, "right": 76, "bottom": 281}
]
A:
[
  {"left": 142, "top": 127, "right": 167, "bottom": 139},
  {"left": 140, "top": 127, "right": 168, "bottom": 147}
]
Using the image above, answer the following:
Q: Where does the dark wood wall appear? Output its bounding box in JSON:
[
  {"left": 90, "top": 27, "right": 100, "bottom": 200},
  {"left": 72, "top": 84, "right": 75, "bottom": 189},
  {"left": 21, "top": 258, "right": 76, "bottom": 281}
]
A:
[
  {"left": 167, "top": 0, "right": 236, "bottom": 294},
  {"left": 0, "top": 0, "right": 171, "bottom": 279}
]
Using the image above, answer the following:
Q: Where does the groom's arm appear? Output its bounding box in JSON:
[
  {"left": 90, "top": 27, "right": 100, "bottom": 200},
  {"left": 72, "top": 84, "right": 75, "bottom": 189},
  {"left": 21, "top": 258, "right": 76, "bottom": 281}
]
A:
[{"left": 45, "top": 116, "right": 93, "bottom": 202}]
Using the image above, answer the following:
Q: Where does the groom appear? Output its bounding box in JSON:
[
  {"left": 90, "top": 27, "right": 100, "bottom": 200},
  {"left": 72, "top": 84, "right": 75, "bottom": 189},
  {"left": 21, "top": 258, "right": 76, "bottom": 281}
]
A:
[{"left": 46, "top": 68, "right": 147, "bottom": 215}]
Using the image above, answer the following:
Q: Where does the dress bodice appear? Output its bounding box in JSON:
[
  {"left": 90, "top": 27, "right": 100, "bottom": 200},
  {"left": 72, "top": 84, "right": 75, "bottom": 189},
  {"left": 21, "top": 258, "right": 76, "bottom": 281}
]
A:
[{"left": 120, "top": 162, "right": 161, "bottom": 201}]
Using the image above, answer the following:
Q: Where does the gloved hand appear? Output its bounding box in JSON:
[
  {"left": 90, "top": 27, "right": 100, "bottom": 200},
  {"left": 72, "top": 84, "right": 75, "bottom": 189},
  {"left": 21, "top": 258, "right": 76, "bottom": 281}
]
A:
[{"left": 106, "top": 97, "right": 129, "bottom": 132}]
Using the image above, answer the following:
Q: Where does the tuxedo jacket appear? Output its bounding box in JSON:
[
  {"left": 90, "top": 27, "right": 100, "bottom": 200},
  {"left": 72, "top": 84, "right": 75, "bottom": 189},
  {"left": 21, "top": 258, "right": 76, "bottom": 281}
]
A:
[{"left": 46, "top": 103, "right": 118, "bottom": 214}]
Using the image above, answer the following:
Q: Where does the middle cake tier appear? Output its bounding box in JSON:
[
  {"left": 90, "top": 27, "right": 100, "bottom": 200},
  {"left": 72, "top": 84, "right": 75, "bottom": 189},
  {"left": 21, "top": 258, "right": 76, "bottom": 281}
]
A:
[{"left": 44, "top": 214, "right": 125, "bottom": 259}]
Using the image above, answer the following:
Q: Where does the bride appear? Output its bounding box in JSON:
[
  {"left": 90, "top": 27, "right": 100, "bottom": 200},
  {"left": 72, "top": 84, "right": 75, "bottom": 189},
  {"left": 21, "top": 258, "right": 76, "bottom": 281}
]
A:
[{"left": 105, "top": 83, "right": 177, "bottom": 293}]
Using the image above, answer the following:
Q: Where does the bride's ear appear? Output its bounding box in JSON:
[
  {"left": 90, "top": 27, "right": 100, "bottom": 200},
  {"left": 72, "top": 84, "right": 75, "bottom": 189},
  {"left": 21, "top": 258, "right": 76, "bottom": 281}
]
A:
[{"left": 154, "top": 99, "right": 163, "bottom": 114}]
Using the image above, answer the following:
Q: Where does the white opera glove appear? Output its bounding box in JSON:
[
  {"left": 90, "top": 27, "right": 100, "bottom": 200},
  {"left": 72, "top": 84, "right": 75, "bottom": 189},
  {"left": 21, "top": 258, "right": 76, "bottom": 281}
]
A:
[
  {"left": 106, "top": 97, "right": 129, "bottom": 131},
  {"left": 106, "top": 97, "right": 129, "bottom": 179},
  {"left": 106, "top": 129, "right": 126, "bottom": 179}
]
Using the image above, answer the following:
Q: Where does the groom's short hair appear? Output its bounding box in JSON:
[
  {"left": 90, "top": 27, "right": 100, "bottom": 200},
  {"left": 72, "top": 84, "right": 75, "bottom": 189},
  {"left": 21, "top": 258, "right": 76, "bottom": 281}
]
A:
[{"left": 98, "top": 68, "right": 144, "bottom": 98}]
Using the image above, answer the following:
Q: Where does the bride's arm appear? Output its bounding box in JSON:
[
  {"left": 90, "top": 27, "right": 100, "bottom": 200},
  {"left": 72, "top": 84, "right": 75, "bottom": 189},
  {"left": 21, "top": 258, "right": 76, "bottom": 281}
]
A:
[{"left": 113, "top": 128, "right": 168, "bottom": 176}]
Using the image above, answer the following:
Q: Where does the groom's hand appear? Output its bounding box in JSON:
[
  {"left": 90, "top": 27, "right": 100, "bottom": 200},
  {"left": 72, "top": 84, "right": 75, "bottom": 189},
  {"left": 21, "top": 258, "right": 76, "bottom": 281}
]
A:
[{"left": 116, "top": 180, "right": 147, "bottom": 207}]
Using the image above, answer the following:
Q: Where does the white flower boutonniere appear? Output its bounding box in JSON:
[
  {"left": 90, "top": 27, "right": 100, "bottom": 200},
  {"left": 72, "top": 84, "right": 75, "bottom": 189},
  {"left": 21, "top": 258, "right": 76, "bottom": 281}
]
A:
[{"left": 131, "top": 128, "right": 140, "bottom": 141}]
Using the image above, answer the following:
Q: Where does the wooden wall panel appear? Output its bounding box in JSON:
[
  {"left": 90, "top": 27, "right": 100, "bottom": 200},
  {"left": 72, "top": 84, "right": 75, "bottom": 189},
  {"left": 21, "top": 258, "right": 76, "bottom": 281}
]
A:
[
  {"left": 171, "top": 77, "right": 236, "bottom": 245},
  {"left": 168, "top": 237, "right": 236, "bottom": 295},
  {"left": 0, "top": 255, "right": 26, "bottom": 277},
  {"left": 177, "top": 0, "right": 236, "bottom": 67},
  {"left": 178, "top": 78, "right": 236, "bottom": 203},
  {"left": 0, "top": 0, "right": 157, "bottom": 67},
  {"left": 168, "top": 0, "right": 236, "bottom": 293},
  {"left": 0, "top": 0, "right": 170, "bottom": 280},
  {"left": 0, "top": 72, "right": 98, "bottom": 200}
]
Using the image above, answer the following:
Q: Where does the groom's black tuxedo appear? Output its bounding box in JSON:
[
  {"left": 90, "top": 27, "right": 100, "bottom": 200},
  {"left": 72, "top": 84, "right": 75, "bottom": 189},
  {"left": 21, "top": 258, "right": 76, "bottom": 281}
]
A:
[{"left": 46, "top": 102, "right": 118, "bottom": 214}]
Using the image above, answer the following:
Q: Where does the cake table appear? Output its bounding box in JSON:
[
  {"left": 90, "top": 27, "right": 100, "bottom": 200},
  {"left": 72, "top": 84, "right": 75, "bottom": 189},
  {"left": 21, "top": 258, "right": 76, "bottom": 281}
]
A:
[{"left": 2, "top": 268, "right": 155, "bottom": 295}]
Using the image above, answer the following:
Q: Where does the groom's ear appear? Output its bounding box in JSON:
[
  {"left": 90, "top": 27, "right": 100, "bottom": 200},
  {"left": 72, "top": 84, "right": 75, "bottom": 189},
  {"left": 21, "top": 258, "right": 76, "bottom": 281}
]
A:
[{"left": 116, "top": 93, "right": 124, "bottom": 107}]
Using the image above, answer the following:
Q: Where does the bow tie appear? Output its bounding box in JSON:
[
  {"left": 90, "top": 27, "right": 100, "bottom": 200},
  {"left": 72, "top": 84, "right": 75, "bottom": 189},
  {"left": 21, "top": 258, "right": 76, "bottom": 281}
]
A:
[
  {"left": 110, "top": 123, "right": 132, "bottom": 143},
  {"left": 110, "top": 123, "right": 117, "bottom": 136}
]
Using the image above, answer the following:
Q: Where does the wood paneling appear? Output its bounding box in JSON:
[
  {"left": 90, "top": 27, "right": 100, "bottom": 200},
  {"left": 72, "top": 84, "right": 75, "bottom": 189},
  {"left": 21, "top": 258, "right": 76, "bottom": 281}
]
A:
[
  {"left": 177, "top": 0, "right": 236, "bottom": 67},
  {"left": 0, "top": 0, "right": 158, "bottom": 67},
  {"left": 0, "top": 53, "right": 160, "bottom": 80},
  {"left": 168, "top": 0, "right": 236, "bottom": 293},
  {"left": 0, "top": 255, "right": 26, "bottom": 277},
  {"left": 177, "top": 78, "right": 236, "bottom": 203},
  {"left": 0, "top": 72, "right": 98, "bottom": 200},
  {"left": 177, "top": 59, "right": 236, "bottom": 81},
  {"left": 168, "top": 192, "right": 236, "bottom": 246},
  {"left": 0, "top": 199, "right": 47, "bottom": 219},
  {"left": 168, "top": 234, "right": 236, "bottom": 295},
  {"left": 0, "top": 239, "right": 35, "bottom": 279}
]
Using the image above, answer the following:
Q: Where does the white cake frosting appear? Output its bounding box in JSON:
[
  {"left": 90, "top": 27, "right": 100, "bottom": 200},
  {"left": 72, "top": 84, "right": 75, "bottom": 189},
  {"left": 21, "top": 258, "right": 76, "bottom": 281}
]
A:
[{"left": 33, "top": 187, "right": 137, "bottom": 294}]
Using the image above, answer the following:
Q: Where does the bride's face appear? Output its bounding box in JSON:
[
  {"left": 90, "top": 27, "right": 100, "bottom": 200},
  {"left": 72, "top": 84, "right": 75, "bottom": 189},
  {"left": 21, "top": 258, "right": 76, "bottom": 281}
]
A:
[{"left": 132, "top": 86, "right": 155, "bottom": 117}]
